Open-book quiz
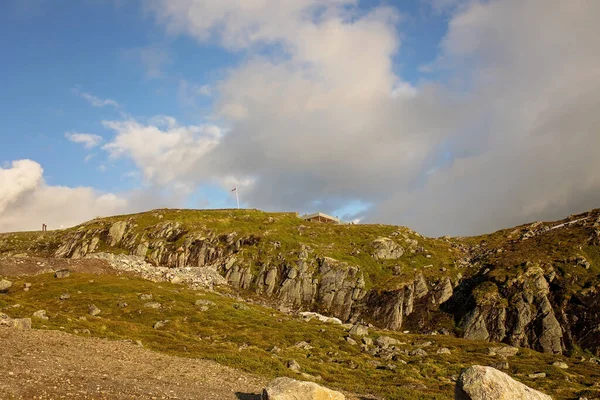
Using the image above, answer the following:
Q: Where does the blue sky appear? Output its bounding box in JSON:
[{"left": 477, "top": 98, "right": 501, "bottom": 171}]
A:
[{"left": 2, "top": 0, "right": 599, "bottom": 235}]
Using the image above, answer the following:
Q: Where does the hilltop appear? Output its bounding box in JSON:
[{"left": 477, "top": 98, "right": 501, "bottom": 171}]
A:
[{"left": 1, "top": 208, "right": 600, "bottom": 399}]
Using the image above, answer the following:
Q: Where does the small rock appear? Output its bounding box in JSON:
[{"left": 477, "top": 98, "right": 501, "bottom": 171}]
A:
[
  {"left": 349, "top": 324, "right": 368, "bottom": 337},
  {"left": 286, "top": 360, "right": 301, "bottom": 372},
  {"left": 488, "top": 346, "right": 519, "bottom": 357},
  {"left": 375, "top": 336, "right": 400, "bottom": 348},
  {"left": 0, "top": 279, "right": 13, "bottom": 292},
  {"left": 59, "top": 293, "right": 71, "bottom": 300},
  {"left": 195, "top": 299, "right": 216, "bottom": 307},
  {"left": 153, "top": 320, "right": 169, "bottom": 329},
  {"left": 528, "top": 372, "right": 546, "bottom": 379},
  {"left": 144, "top": 302, "right": 162, "bottom": 309},
  {"left": 409, "top": 348, "right": 428, "bottom": 357},
  {"left": 233, "top": 303, "right": 250, "bottom": 311},
  {"left": 437, "top": 347, "right": 451, "bottom": 355},
  {"left": 33, "top": 310, "right": 48, "bottom": 320},
  {"left": 54, "top": 269, "right": 70, "bottom": 278},
  {"left": 269, "top": 346, "right": 281, "bottom": 353},
  {"left": 345, "top": 337, "right": 358, "bottom": 346},
  {"left": 23, "top": 283, "right": 31, "bottom": 289},
  {"left": 293, "top": 341, "right": 313, "bottom": 351},
  {"left": 552, "top": 361, "right": 569, "bottom": 369},
  {"left": 139, "top": 294, "right": 153, "bottom": 300},
  {"left": 88, "top": 304, "right": 101, "bottom": 316},
  {"left": 117, "top": 302, "right": 128, "bottom": 308},
  {"left": 362, "top": 337, "right": 373, "bottom": 346}
]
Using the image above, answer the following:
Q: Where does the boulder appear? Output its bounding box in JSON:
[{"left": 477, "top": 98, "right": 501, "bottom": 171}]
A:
[
  {"left": 455, "top": 365, "right": 552, "bottom": 400},
  {"left": 375, "top": 336, "right": 400, "bottom": 348},
  {"left": 0, "top": 279, "right": 13, "bottom": 292},
  {"left": 262, "top": 377, "right": 345, "bottom": 400},
  {"left": 552, "top": 361, "right": 568, "bottom": 369}
]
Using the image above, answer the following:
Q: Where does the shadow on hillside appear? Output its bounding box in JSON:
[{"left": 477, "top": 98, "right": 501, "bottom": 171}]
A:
[{"left": 235, "top": 393, "right": 261, "bottom": 400}]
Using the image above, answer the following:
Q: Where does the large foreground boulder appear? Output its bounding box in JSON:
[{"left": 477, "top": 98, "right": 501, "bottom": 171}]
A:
[
  {"left": 455, "top": 366, "right": 552, "bottom": 400},
  {"left": 262, "top": 377, "right": 344, "bottom": 400}
]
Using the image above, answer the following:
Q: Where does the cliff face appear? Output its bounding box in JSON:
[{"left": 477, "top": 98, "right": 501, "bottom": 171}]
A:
[{"left": 2, "top": 208, "right": 599, "bottom": 356}]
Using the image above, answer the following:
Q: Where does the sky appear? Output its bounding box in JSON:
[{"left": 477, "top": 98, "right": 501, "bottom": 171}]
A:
[{"left": 1, "top": 0, "right": 599, "bottom": 236}]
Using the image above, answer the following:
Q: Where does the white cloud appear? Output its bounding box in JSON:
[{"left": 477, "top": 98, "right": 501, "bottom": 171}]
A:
[
  {"left": 72, "top": 88, "right": 119, "bottom": 108},
  {"left": 102, "top": 117, "right": 223, "bottom": 185},
  {"left": 65, "top": 132, "right": 104, "bottom": 149},
  {"left": 0, "top": 160, "right": 129, "bottom": 232}
]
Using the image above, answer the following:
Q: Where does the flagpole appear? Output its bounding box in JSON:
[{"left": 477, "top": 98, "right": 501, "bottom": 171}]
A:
[{"left": 236, "top": 188, "right": 240, "bottom": 209}]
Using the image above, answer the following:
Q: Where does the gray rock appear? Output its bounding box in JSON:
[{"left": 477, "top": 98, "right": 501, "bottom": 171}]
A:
[
  {"left": 59, "top": 293, "right": 71, "bottom": 300},
  {"left": 0, "top": 279, "right": 13, "bottom": 292},
  {"left": 233, "top": 302, "right": 250, "bottom": 310},
  {"left": 33, "top": 310, "right": 48, "bottom": 320},
  {"left": 108, "top": 221, "right": 128, "bottom": 246},
  {"left": 117, "top": 302, "right": 128, "bottom": 308},
  {"left": 349, "top": 324, "right": 368, "bottom": 337},
  {"left": 456, "top": 366, "right": 551, "bottom": 400},
  {"left": 372, "top": 238, "right": 404, "bottom": 260},
  {"left": 54, "top": 269, "right": 70, "bottom": 278},
  {"left": 293, "top": 341, "right": 313, "bottom": 351},
  {"left": 88, "top": 304, "right": 101, "bottom": 316},
  {"left": 286, "top": 360, "right": 301, "bottom": 372},
  {"left": 552, "top": 361, "right": 568, "bottom": 369},
  {"left": 345, "top": 336, "right": 358, "bottom": 346},
  {"left": 528, "top": 373, "right": 546, "bottom": 379},
  {"left": 153, "top": 320, "right": 169, "bottom": 329},
  {"left": 375, "top": 336, "right": 400, "bottom": 348},
  {"left": 437, "top": 347, "right": 451, "bottom": 355},
  {"left": 488, "top": 346, "right": 519, "bottom": 357},
  {"left": 362, "top": 337, "right": 373, "bottom": 346},
  {"left": 262, "top": 377, "right": 345, "bottom": 400},
  {"left": 144, "top": 302, "right": 162, "bottom": 309},
  {"left": 139, "top": 293, "right": 153, "bottom": 300},
  {"left": 195, "top": 299, "right": 216, "bottom": 307},
  {"left": 409, "top": 348, "right": 428, "bottom": 357}
]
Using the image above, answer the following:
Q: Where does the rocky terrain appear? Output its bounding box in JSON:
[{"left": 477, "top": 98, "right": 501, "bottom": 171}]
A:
[{"left": 1, "top": 208, "right": 600, "bottom": 398}]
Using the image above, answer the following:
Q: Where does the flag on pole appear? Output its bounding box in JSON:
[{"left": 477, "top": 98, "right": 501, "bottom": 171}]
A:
[
  {"left": 231, "top": 187, "right": 240, "bottom": 209},
  {"left": 231, "top": 187, "right": 237, "bottom": 192}
]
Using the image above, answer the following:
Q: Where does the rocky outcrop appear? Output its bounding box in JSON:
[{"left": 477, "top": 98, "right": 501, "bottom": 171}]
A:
[
  {"left": 371, "top": 238, "right": 404, "bottom": 260},
  {"left": 262, "top": 377, "right": 345, "bottom": 400},
  {"left": 455, "top": 366, "right": 552, "bottom": 400}
]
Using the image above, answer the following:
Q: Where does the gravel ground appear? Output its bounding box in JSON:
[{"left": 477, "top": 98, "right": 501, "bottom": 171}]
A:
[{"left": 0, "top": 327, "right": 267, "bottom": 400}]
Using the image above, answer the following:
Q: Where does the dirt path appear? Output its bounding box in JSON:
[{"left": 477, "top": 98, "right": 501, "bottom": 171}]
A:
[{"left": 0, "top": 327, "right": 267, "bottom": 400}]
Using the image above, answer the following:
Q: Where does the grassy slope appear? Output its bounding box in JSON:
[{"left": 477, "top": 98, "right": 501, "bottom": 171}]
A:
[{"left": 1, "top": 272, "right": 599, "bottom": 400}]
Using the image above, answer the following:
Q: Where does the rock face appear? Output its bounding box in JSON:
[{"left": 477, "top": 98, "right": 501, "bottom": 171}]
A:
[
  {"left": 455, "top": 366, "right": 552, "bottom": 400},
  {"left": 31, "top": 208, "right": 600, "bottom": 356},
  {"left": 262, "top": 377, "right": 345, "bottom": 400},
  {"left": 0, "top": 313, "right": 32, "bottom": 329}
]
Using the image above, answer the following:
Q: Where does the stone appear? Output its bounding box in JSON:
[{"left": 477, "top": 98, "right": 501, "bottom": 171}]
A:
[
  {"left": 117, "top": 302, "right": 128, "bottom": 308},
  {"left": 437, "top": 347, "right": 451, "bottom": 355},
  {"left": 375, "top": 336, "right": 400, "bottom": 348},
  {"left": 348, "top": 324, "right": 368, "bottom": 337},
  {"left": 490, "top": 362, "right": 509, "bottom": 370},
  {"left": 139, "top": 293, "right": 153, "bottom": 300},
  {"left": 144, "top": 302, "right": 162, "bottom": 309},
  {"left": 54, "top": 269, "right": 70, "bottom": 278},
  {"left": 362, "top": 337, "right": 373, "bottom": 346},
  {"left": 11, "top": 318, "right": 32, "bottom": 329},
  {"left": 293, "top": 341, "right": 313, "bottom": 351},
  {"left": 59, "top": 293, "right": 71, "bottom": 300},
  {"left": 88, "top": 304, "right": 101, "bottom": 316},
  {"left": 262, "top": 377, "right": 345, "bottom": 400},
  {"left": 345, "top": 337, "right": 357, "bottom": 345},
  {"left": 456, "top": 366, "right": 551, "bottom": 400},
  {"left": 0, "top": 279, "right": 13, "bottom": 292},
  {"left": 528, "top": 373, "right": 546, "bottom": 379},
  {"left": 488, "top": 346, "right": 519, "bottom": 357},
  {"left": 33, "top": 310, "right": 48, "bottom": 320},
  {"left": 371, "top": 238, "right": 404, "bottom": 260},
  {"left": 233, "top": 302, "right": 250, "bottom": 310},
  {"left": 108, "top": 221, "right": 128, "bottom": 246},
  {"left": 552, "top": 361, "right": 569, "bottom": 369},
  {"left": 287, "top": 360, "right": 301, "bottom": 372},
  {"left": 195, "top": 299, "right": 216, "bottom": 307},
  {"left": 409, "top": 348, "right": 428, "bottom": 357},
  {"left": 153, "top": 320, "right": 169, "bottom": 329}
]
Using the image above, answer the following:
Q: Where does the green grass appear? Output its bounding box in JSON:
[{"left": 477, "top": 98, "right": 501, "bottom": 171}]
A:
[{"left": 1, "top": 272, "right": 599, "bottom": 399}]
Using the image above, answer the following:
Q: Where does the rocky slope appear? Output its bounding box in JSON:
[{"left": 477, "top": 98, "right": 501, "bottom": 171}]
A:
[{"left": 1, "top": 208, "right": 599, "bottom": 356}]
